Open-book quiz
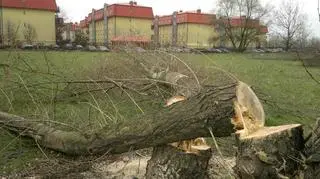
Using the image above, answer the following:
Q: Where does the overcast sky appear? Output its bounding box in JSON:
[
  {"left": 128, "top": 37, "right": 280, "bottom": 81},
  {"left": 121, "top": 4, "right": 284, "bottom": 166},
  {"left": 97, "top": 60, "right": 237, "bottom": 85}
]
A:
[{"left": 56, "top": 0, "right": 320, "bottom": 37}]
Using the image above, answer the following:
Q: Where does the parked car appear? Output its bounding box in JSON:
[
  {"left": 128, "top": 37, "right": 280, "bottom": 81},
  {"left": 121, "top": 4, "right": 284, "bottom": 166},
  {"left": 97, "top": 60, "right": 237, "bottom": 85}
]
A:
[
  {"left": 65, "top": 43, "right": 74, "bottom": 50},
  {"left": 98, "top": 46, "right": 110, "bottom": 52},
  {"left": 170, "top": 47, "right": 184, "bottom": 53},
  {"left": 207, "top": 48, "right": 222, "bottom": 53},
  {"left": 135, "top": 47, "right": 146, "bottom": 53},
  {"left": 197, "top": 48, "right": 210, "bottom": 53},
  {"left": 88, "top": 45, "right": 97, "bottom": 51},
  {"left": 253, "top": 49, "right": 265, "bottom": 53},
  {"left": 182, "top": 47, "right": 191, "bottom": 53},
  {"left": 21, "top": 43, "right": 33, "bottom": 50},
  {"left": 215, "top": 48, "right": 223, "bottom": 53},
  {"left": 219, "top": 48, "right": 231, "bottom": 53},
  {"left": 272, "top": 48, "right": 284, "bottom": 53},
  {"left": 52, "top": 44, "right": 60, "bottom": 50},
  {"left": 264, "top": 48, "right": 273, "bottom": 53},
  {"left": 76, "top": 45, "right": 84, "bottom": 50}
]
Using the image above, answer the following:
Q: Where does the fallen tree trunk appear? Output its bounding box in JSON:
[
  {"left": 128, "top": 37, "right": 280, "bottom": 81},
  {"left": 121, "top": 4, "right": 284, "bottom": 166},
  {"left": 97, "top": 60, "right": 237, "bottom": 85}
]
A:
[
  {"left": 234, "top": 124, "right": 304, "bottom": 179},
  {"left": 0, "top": 84, "right": 237, "bottom": 156}
]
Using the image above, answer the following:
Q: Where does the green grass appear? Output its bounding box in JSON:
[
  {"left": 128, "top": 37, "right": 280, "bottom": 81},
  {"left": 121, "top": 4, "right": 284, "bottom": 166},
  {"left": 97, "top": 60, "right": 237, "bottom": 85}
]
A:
[{"left": 0, "top": 49, "right": 319, "bottom": 175}]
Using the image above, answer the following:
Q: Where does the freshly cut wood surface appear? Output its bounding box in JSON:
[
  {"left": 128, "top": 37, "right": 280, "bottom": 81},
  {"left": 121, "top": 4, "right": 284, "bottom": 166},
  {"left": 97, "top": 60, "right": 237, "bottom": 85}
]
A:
[{"left": 239, "top": 124, "right": 302, "bottom": 139}]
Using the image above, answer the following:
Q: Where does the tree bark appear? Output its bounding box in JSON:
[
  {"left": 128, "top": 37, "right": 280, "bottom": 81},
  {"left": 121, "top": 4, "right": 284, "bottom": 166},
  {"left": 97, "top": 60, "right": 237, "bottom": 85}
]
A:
[
  {"left": 234, "top": 124, "right": 304, "bottom": 179},
  {"left": 145, "top": 145, "right": 212, "bottom": 179},
  {"left": 0, "top": 84, "right": 237, "bottom": 156},
  {"left": 301, "top": 118, "right": 320, "bottom": 179}
]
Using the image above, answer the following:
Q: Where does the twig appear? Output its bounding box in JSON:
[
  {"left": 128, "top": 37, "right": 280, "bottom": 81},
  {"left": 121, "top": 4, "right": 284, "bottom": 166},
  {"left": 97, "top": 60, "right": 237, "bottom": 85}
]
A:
[
  {"left": 54, "top": 85, "right": 116, "bottom": 102},
  {"left": 296, "top": 51, "right": 320, "bottom": 85},
  {"left": 155, "top": 50, "right": 202, "bottom": 92},
  {"left": 0, "top": 87, "right": 14, "bottom": 112},
  {"left": 104, "top": 77, "right": 145, "bottom": 114},
  {"left": 208, "top": 127, "right": 234, "bottom": 177},
  {"left": 35, "top": 139, "right": 49, "bottom": 160}
]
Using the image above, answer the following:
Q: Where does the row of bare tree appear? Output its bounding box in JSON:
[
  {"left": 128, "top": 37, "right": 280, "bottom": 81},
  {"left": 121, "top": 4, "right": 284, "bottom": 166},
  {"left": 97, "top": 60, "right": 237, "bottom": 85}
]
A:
[{"left": 215, "top": 0, "right": 315, "bottom": 52}]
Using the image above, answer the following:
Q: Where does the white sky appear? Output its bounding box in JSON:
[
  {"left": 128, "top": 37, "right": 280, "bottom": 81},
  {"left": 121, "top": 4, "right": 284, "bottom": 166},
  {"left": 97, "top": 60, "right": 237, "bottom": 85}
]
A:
[{"left": 56, "top": 0, "right": 320, "bottom": 37}]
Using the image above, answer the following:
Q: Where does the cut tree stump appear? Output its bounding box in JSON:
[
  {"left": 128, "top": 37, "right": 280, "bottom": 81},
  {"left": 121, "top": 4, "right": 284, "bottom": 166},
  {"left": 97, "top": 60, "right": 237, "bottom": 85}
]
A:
[
  {"left": 234, "top": 124, "right": 304, "bottom": 179},
  {"left": 145, "top": 144, "right": 212, "bottom": 179}
]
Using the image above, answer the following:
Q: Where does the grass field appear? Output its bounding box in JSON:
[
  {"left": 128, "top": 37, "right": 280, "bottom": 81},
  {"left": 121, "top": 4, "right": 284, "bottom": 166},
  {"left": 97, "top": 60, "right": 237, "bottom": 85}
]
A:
[{"left": 0, "top": 49, "right": 319, "bottom": 175}]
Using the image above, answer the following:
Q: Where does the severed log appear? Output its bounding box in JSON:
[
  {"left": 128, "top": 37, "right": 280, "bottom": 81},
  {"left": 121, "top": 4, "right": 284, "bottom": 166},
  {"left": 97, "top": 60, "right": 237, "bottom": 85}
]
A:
[
  {"left": 234, "top": 124, "right": 305, "bottom": 179},
  {"left": 145, "top": 144, "right": 212, "bottom": 179},
  {"left": 0, "top": 83, "right": 238, "bottom": 156}
]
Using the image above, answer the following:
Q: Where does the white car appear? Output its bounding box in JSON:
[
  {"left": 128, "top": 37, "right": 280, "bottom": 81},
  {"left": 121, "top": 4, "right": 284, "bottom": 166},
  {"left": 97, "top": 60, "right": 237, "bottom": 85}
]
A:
[
  {"left": 88, "top": 45, "right": 97, "bottom": 51},
  {"left": 98, "top": 46, "right": 110, "bottom": 52},
  {"left": 76, "top": 45, "right": 83, "bottom": 50},
  {"left": 21, "top": 43, "right": 33, "bottom": 49},
  {"left": 135, "top": 47, "right": 146, "bottom": 53}
]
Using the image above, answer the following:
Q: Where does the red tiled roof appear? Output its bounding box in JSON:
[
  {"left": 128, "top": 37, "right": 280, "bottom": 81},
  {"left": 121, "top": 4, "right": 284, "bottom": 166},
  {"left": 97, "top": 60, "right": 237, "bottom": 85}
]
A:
[
  {"left": 111, "top": 35, "right": 151, "bottom": 42},
  {"left": 108, "top": 4, "right": 153, "bottom": 19},
  {"left": 63, "top": 23, "right": 80, "bottom": 31},
  {"left": 71, "top": 23, "right": 80, "bottom": 31},
  {"left": 158, "top": 11, "right": 216, "bottom": 26},
  {"left": 1, "top": 0, "right": 57, "bottom": 12},
  {"left": 158, "top": 15, "right": 172, "bottom": 25},
  {"left": 87, "top": 3, "right": 153, "bottom": 22},
  {"left": 217, "top": 17, "right": 268, "bottom": 34},
  {"left": 219, "top": 16, "right": 260, "bottom": 28},
  {"left": 80, "top": 18, "right": 89, "bottom": 28},
  {"left": 228, "top": 17, "right": 260, "bottom": 28}
]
